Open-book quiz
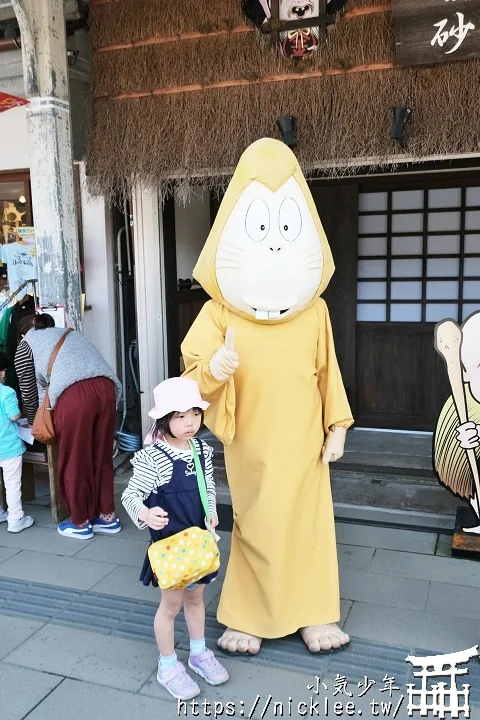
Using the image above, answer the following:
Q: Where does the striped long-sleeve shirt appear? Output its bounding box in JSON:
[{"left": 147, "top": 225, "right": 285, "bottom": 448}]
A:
[
  {"left": 121, "top": 438, "right": 217, "bottom": 530},
  {"left": 14, "top": 340, "right": 38, "bottom": 425}
]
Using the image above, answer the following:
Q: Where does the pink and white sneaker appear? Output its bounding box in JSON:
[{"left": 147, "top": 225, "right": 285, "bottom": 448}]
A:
[
  {"left": 188, "top": 649, "right": 229, "bottom": 686},
  {"left": 157, "top": 661, "right": 200, "bottom": 700}
]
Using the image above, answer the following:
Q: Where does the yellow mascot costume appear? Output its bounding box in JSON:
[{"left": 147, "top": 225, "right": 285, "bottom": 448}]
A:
[{"left": 182, "top": 138, "right": 354, "bottom": 654}]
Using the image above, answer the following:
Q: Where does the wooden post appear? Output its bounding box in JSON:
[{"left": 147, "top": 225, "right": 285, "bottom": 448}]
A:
[
  {"left": 0, "top": 469, "right": 5, "bottom": 511},
  {"left": 47, "top": 445, "right": 68, "bottom": 523},
  {"left": 11, "top": 0, "right": 83, "bottom": 524},
  {"left": 271, "top": 0, "right": 280, "bottom": 47}
]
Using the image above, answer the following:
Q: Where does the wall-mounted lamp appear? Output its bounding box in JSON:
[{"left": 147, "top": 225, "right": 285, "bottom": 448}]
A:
[
  {"left": 276, "top": 115, "right": 296, "bottom": 148},
  {"left": 391, "top": 106, "right": 413, "bottom": 148}
]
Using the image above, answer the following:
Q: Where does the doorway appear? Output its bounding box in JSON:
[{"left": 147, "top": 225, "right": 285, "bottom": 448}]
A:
[{"left": 162, "top": 189, "right": 215, "bottom": 377}]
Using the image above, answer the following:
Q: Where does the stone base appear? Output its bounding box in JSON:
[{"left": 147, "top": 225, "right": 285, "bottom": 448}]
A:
[{"left": 452, "top": 505, "right": 480, "bottom": 559}]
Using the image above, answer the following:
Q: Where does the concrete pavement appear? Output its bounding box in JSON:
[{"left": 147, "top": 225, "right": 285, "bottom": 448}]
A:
[{"left": 0, "top": 475, "right": 479, "bottom": 719}]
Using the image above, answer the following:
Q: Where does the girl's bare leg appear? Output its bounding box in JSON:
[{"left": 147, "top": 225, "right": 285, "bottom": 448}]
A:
[
  {"left": 154, "top": 588, "right": 184, "bottom": 656},
  {"left": 183, "top": 585, "right": 206, "bottom": 641}
]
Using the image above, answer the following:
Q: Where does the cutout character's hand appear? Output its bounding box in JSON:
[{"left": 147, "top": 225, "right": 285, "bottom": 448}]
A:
[{"left": 456, "top": 421, "right": 480, "bottom": 449}]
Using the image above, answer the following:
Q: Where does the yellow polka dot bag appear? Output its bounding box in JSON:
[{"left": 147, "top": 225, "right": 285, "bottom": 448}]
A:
[{"left": 147, "top": 441, "right": 220, "bottom": 590}]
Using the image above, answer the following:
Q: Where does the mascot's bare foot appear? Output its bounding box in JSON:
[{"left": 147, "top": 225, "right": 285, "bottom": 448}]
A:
[
  {"left": 217, "top": 628, "right": 263, "bottom": 654},
  {"left": 300, "top": 624, "right": 350, "bottom": 653}
]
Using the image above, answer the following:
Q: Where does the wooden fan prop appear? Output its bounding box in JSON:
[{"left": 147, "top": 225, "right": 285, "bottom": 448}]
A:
[
  {"left": 435, "top": 318, "right": 480, "bottom": 557},
  {"left": 242, "top": 0, "right": 347, "bottom": 59}
]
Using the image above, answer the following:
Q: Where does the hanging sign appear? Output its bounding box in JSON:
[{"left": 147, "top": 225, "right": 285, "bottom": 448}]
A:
[
  {"left": 35, "top": 304, "right": 67, "bottom": 329},
  {"left": 243, "top": 0, "right": 347, "bottom": 59},
  {"left": 392, "top": 0, "right": 480, "bottom": 67},
  {"left": 0, "top": 92, "right": 28, "bottom": 113}
]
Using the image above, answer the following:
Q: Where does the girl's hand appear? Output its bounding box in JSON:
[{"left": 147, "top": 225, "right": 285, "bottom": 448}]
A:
[
  {"left": 210, "top": 514, "right": 219, "bottom": 530},
  {"left": 139, "top": 506, "right": 169, "bottom": 530}
]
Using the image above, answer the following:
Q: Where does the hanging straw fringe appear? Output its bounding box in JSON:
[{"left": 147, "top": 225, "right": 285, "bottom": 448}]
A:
[{"left": 87, "top": 1, "right": 480, "bottom": 199}]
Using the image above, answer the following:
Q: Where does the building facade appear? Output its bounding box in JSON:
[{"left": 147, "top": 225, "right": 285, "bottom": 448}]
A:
[{"left": 87, "top": 0, "right": 480, "bottom": 435}]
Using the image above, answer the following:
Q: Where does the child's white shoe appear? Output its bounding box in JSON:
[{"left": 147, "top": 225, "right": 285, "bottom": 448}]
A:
[
  {"left": 0, "top": 508, "right": 7, "bottom": 524},
  {"left": 157, "top": 661, "right": 201, "bottom": 700},
  {"left": 8, "top": 515, "right": 34, "bottom": 533}
]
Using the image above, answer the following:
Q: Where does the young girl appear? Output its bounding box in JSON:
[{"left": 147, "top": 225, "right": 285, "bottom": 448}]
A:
[
  {"left": 121, "top": 377, "right": 229, "bottom": 701},
  {"left": 0, "top": 352, "right": 34, "bottom": 533}
]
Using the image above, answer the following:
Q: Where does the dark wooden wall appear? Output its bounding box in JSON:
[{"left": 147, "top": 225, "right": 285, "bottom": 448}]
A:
[{"left": 355, "top": 323, "right": 451, "bottom": 430}]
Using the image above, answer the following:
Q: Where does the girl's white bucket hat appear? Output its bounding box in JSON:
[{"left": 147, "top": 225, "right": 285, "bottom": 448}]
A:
[{"left": 148, "top": 377, "right": 209, "bottom": 420}]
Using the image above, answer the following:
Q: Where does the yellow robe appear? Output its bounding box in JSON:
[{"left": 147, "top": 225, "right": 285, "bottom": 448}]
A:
[{"left": 182, "top": 296, "right": 353, "bottom": 638}]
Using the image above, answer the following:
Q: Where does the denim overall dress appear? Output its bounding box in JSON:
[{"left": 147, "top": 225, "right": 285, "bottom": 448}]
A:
[{"left": 140, "top": 439, "right": 218, "bottom": 587}]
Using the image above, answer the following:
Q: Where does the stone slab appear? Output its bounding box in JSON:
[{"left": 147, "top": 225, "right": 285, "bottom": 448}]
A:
[
  {"left": 0, "top": 524, "right": 92, "bottom": 556},
  {"left": 4, "top": 623, "right": 158, "bottom": 692},
  {"left": 25, "top": 678, "right": 174, "bottom": 719},
  {"left": 334, "top": 505, "right": 455, "bottom": 531},
  {"left": 0, "top": 614, "right": 44, "bottom": 661},
  {"left": 139, "top": 651, "right": 331, "bottom": 718},
  {"left": 425, "top": 581, "right": 480, "bottom": 621},
  {"left": 332, "top": 475, "right": 460, "bottom": 515},
  {"left": 343, "top": 601, "right": 480, "bottom": 654},
  {"left": 435, "top": 533, "right": 454, "bottom": 557},
  {"left": 369, "top": 548, "right": 480, "bottom": 588},
  {"left": 335, "top": 523, "right": 437, "bottom": 555},
  {"left": 0, "top": 663, "right": 63, "bottom": 720},
  {"left": 0, "top": 550, "right": 117, "bottom": 590},
  {"left": 0, "top": 546, "right": 20, "bottom": 565},
  {"left": 337, "top": 544, "right": 375, "bottom": 572},
  {"left": 339, "top": 568, "right": 429, "bottom": 611},
  {"left": 22, "top": 505, "right": 56, "bottom": 529},
  {"left": 89, "top": 564, "right": 160, "bottom": 602},
  {"left": 74, "top": 536, "right": 149, "bottom": 567}
]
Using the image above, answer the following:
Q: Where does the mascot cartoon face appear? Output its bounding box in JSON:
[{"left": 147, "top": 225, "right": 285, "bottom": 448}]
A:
[
  {"left": 215, "top": 176, "right": 325, "bottom": 321},
  {"left": 193, "top": 139, "right": 334, "bottom": 323}
]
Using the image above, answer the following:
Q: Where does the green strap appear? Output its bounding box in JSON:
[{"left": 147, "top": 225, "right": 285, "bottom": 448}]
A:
[{"left": 189, "top": 440, "right": 210, "bottom": 524}]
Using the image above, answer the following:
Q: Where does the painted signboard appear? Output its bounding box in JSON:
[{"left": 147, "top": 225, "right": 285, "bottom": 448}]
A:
[{"left": 392, "top": 0, "right": 480, "bottom": 66}]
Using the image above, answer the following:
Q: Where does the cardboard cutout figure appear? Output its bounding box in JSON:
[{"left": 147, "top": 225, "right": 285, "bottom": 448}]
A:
[
  {"left": 182, "top": 138, "right": 353, "bottom": 654},
  {"left": 434, "top": 311, "right": 480, "bottom": 533}
]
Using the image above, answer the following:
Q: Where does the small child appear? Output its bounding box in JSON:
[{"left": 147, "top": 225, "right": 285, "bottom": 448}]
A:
[
  {"left": 0, "top": 352, "right": 34, "bottom": 533},
  {"left": 121, "top": 377, "right": 229, "bottom": 701}
]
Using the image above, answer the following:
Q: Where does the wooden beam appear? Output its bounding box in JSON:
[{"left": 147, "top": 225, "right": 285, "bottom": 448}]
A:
[
  {"left": 95, "top": 62, "right": 395, "bottom": 102},
  {"left": 94, "top": 7, "right": 391, "bottom": 53},
  {"left": 259, "top": 14, "right": 335, "bottom": 33}
]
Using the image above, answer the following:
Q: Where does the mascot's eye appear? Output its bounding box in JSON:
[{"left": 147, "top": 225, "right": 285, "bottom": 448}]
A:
[
  {"left": 279, "top": 198, "right": 302, "bottom": 241},
  {"left": 245, "top": 198, "right": 270, "bottom": 242}
]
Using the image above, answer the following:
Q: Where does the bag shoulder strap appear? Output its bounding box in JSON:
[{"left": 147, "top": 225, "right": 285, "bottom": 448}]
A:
[
  {"left": 189, "top": 439, "right": 210, "bottom": 524},
  {"left": 47, "top": 328, "right": 73, "bottom": 377}
]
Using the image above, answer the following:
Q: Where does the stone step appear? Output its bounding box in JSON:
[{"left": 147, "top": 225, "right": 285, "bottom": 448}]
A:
[{"left": 203, "top": 428, "right": 438, "bottom": 479}]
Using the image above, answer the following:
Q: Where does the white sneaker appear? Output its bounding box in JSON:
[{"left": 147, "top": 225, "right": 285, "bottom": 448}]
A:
[
  {"left": 0, "top": 508, "right": 7, "bottom": 524},
  {"left": 8, "top": 515, "right": 34, "bottom": 533}
]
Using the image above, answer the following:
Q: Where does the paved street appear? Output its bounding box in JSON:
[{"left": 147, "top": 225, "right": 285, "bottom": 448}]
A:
[{"left": 0, "top": 477, "right": 479, "bottom": 719}]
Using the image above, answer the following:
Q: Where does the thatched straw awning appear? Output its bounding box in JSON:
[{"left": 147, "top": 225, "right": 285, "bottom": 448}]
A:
[{"left": 88, "top": 0, "right": 480, "bottom": 197}]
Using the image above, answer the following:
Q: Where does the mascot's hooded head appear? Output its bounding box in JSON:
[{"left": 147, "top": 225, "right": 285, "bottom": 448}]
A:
[{"left": 193, "top": 138, "right": 334, "bottom": 324}]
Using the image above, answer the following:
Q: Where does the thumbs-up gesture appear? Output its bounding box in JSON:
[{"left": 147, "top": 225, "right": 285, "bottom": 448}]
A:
[{"left": 209, "top": 328, "right": 239, "bottom": 383}]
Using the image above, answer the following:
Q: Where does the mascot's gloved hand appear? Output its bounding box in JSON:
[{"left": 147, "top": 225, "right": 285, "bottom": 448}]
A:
[
  {"left": 209, "top": 328, "right": 239, "bottom": 383},
  {"left": 322, "top": 426, "right": 347, "bottom": 465}
]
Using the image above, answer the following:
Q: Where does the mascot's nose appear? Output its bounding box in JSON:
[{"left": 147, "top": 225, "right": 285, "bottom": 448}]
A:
[{"left": 269, "top": 244, "right": 283, "bottom": 252}]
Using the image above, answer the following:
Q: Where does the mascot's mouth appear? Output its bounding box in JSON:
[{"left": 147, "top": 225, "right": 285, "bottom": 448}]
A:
[
  {"left": 253, "top": 308, "right": 290, "bottom": 320},
  {"left": 290, "top": 3, "right": 313, "bottom": 18}
]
